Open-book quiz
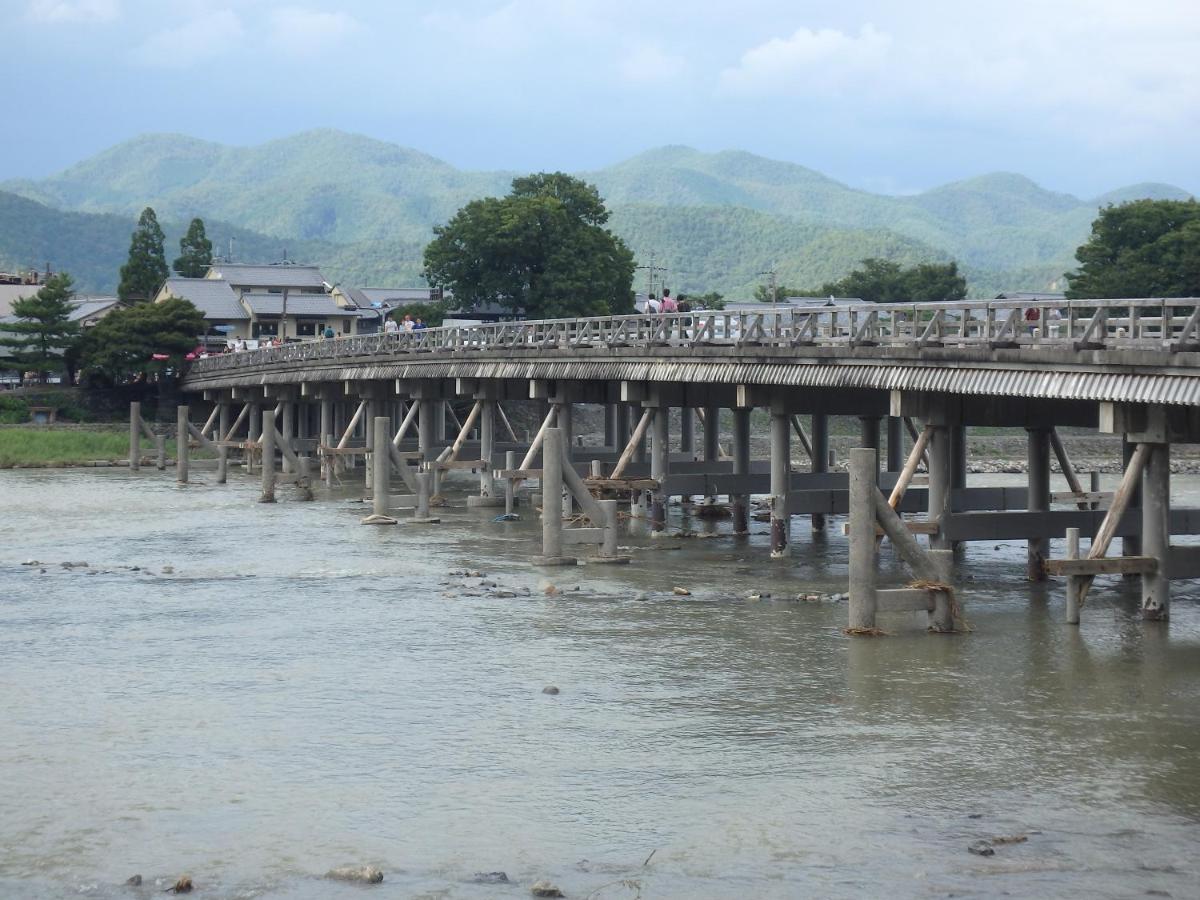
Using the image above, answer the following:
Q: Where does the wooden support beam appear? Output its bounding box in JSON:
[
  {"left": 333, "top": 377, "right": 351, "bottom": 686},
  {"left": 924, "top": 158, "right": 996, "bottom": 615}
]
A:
[
  {"left": 336, "top": 400, "right": 367, "bottom": 450},
  {"left": 1049, "top": 427, "right": 1093, "bottom": 510},
  {"left": 1045, "top": 556, "right": 1159, "bottom": 576},
  {"left": 437, "top": 399, "right": 482, "bottom": 464},
  {"left": 610, "top": 408, "right": 654, "bottom": 480},
  {"left": 496, "top": 402, "right": 519, "bottom": 443},
  {"left": 391, "top": 402, "right": 419, "bottom": 448},
  {"left": 1077, "top": 441, "right": 1150, "bottom": 605},
  {"left": 789, "top": 415, "right": 814, "bottom": 462},
  {"left": 887, "top": 423, "right": 932, "bottom": 510}
]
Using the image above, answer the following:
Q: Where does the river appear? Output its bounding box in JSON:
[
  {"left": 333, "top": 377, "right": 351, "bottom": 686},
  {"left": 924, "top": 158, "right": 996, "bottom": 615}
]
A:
[{"left": 2, "top": 467, "right": 1198, "bottom": 898}]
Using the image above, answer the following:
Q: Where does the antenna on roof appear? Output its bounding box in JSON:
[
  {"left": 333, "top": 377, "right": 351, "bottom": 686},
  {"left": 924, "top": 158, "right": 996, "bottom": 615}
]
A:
[{"left": 229, "top": 237, "right": 235, "bottom": 262}]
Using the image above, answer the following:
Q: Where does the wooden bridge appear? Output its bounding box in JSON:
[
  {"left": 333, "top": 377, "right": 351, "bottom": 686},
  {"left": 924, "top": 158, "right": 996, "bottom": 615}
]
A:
[{"left": 171, "top": 297, "right": 1200, "bottom": 632}]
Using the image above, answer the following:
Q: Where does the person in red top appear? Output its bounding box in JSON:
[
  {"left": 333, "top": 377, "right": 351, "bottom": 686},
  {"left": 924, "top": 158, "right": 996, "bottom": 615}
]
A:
[{"left": 660, "top": 288, "right": 677, "bottom": 313}]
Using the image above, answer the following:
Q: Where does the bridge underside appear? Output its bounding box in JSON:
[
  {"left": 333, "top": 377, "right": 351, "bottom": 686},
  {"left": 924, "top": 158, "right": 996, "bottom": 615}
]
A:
[{"left": 178, "top": 331, "right": 1200, "bottom": 630}]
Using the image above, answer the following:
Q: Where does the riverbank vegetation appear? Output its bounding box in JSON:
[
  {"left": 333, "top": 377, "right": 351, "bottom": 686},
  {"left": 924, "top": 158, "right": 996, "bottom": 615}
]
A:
[{"left": 0, "top": 428, "right": 187, "bottom": 467}]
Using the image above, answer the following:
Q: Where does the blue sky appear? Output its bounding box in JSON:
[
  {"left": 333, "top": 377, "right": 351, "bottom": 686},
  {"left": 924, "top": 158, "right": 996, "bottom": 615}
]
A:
[{"left": 5, "top": 0, "right": 1198, "bottom": 196}]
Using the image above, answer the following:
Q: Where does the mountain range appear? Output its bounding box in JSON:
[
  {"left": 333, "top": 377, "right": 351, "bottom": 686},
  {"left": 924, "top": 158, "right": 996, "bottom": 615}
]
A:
[{"left": 1, "top": 128, "right": 1193, "bottom": 298}]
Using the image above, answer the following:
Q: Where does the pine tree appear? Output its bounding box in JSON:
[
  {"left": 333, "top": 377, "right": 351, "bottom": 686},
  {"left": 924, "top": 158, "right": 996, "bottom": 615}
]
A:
[
  {"left": 0, "top": 273, "right": 81, "bottom": 381},
  {"left": 173, "top": 217, "right": 213, "bottom": 278},
  {"left": 118, "top": 207, "right": 169, "bottom": 302}
]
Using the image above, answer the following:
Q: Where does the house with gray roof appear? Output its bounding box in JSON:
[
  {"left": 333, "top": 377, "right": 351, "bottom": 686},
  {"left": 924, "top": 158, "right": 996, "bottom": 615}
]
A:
[
  {"left": 206, "top": 263, "right": 328, "bottom": 293},
  {"left": 155, "top": 277, "right": 249, "bottom": 340}
]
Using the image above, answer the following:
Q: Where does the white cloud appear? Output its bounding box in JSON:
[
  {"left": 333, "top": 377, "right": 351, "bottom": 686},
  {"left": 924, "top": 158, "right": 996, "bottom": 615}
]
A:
[
  {"left": 268, "top": 6, "right": 360, "bottom": 45},
  {"left": 133, "top": 9, "right": 244, "bottom": 68},
  {"left": 717, "top": 24, "right": 891, "bottom": 97},
  {"left": 618, "top": 43, "right": 687, "bottom": 84},
  {"left": 26, "top": 0, "right": 119, "bottom": 23}
]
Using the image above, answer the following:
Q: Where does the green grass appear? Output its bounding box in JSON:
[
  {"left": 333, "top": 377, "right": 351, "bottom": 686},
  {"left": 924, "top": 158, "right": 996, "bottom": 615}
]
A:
[{"left": 0, "top": 428, "right": 192, "bottom": 466}]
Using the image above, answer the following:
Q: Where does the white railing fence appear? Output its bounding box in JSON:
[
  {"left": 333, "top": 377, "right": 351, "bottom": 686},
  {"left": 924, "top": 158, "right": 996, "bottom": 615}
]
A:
[{"left": 188, "top": 298, "right": 1200, "bottom": 375}]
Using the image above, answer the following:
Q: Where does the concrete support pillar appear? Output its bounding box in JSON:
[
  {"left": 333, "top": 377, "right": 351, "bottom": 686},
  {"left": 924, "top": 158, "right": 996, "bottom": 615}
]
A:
[
  {"left": 651, "top": 406, "right": 669, "bottom": 532},
  {"left": 129, "top": 402, "right": 141, "bottom": 471},
  {"left": 1027, "top": 427, "right": 1050, "bottom": 580},
  {"left": 1122, "top": 437, "right": 1143, "bottom": 559},
  {"left": 770, "top": 407, "right": 790, "bottom": 557},
  {"left": 156, "top": 435, "right": 166, "bottom": 471},
  {"left": 216, "top": 400, "right": 230, "bottom": 484},
  {"left": 1065, "top": 527, "right": 1082, "bottom": 625},
  {"left": 418, "top": 397, "right": 441, "bottom": 496},
  {"left": 927, "top": 421, "right": 951, "bottom": 551},
  {"left": 703, "top": 404, "right": 720, "bottom": 462},
  {"left": 859, "top": 416, "right": 881, "bottom": 481},
  {"left": 372, "top": 416, "right": 390, "bottom": 518},
  {"left": 680, "top": 406, "right": 695, "bottom": 458},
  {"left": 732, "top": 407, "right": 751, "bottom": 535},
  {"left": 848, "top": 448, "right": 878, "bottom": 631},
  {"left": 886, "top": 416, "right": 904, "bottom": 472},
  {"left": 281, "top": 400, "right": 295, "bottom": 474},
  {"left": 175, "top": 405, "right": 189, "bottom": 484},
  {"left": 434, "top": 400, "right": 448, "bottom": 442},
  {"left": 1142, "top": 442, "right": 1170, "bottom": 620},
  {"left": 363, "top": 399, "right": 375, "bottom": 486},
  {"left": 246, "top": 401, "right": 262, "bottom": 473},
  {"left": 811, "top": 413, "right": 829, "bottom": 529},
  {"left": 951, "top": 425, "right": 968, "bottom": 490},
  {"left": 479, "top": 400, "right": 496, "bottom": 498},
  {"left": 558, "top": 402, "right": 574, "bottom": 457},
  {"left": 259, "top": 409, "right": 276, "bottom": 503},
  {"left": 603, "top": 404, "right": 617, "bottom": 451},
  {"left": 533, "top": 427, "right": 574, "bottom": 565},
  {"left": 504, "top": 450, "right": 517, "bottom": 516},
  {"left": 320, "top": 399, "right": 333, "bottom": 485}
]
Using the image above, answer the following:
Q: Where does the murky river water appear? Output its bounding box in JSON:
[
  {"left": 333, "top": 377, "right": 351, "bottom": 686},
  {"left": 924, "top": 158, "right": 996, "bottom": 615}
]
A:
[{"left": 2, "top": 466, "right": 1199, "bottom": 899}]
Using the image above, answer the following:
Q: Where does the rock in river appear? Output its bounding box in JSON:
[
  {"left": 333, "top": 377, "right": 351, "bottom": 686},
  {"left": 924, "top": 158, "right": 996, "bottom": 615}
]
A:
[
  {"left": 531, "top": 880, "right": 565, "bottom": 897},
  {"left": 326, "top": 865, "right": 384, "bottom": 884}
]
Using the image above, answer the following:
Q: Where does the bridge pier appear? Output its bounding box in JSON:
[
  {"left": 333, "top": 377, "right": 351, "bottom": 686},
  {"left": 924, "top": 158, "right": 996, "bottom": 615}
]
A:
[
  {"left": 650, "top": 402, "right": 669, "bottom": 533},
  {"left": 1142, "top": 441, "right": 1170, "bottom": 620},
  {"left": 770, "top": 401, "right": 790, "bottom": 557},
  {"left": 811, "top": 413, "right": 829, "bottom": 529},
  {"left": 532, "top": 427, "right": 576, "bottom": 566},
  {"left": 886, "top": 415, "right": 904, "bottom": 472},
  {"left": 259, "top": 409, "right": 276, "bottom": 503},
  {"left": 176, "top": 404, "right": 189, "bottom": 484},
  {"left": 1027, "top": 427, "right": 1051, "bottom": 580},
  {"left": 216, "top": 399, "right": 230, "bottom": 484},
  {"left": 732, "top": 406, "right": 751, "bottom": 535}
]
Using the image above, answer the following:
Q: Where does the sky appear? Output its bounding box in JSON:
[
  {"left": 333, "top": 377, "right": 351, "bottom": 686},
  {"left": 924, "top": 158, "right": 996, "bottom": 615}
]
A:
[{"left": 4, "top": 0, "right": 1198, "bottom": 197}]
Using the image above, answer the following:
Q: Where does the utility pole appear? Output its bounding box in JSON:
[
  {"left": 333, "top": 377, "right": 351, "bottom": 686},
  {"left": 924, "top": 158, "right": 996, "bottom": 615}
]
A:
[
  {"left": 637, "top": 251, "right": 667, "bottom": 301},
  {"left": 280, "top": 287, "right": 288, "bottom": 342}
]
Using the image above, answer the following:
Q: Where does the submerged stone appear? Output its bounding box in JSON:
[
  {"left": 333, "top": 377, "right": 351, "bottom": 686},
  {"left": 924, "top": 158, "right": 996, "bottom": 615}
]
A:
[
  {"left": 531, "top": 880, "right": 565, "bottom": 897},
  {"left": 326, "top": 865, "right": 384, "bottom": 884}
]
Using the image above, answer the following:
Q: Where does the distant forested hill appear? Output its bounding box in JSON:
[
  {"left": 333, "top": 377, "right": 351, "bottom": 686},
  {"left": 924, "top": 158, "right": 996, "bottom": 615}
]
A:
[{"left": 1, "top": 130, "right": 1193, "bottom": 297}]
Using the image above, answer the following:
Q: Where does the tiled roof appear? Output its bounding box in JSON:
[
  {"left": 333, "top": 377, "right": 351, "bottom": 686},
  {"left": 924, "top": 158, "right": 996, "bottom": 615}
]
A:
[
  {"left": 207, "top": 264, "right": 327, "bottom": 289},
  {"left": 162, "top": 278, "right": 247, "bottom": 320},
  {"left": 242, "top": 292, "right": 370, "bottom": 317}
]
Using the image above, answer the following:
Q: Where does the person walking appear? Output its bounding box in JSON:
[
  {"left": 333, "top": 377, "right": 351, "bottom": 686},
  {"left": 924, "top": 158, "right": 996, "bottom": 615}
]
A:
[{"left": 660, "top": 288, "right": 677, "bottom": 313}]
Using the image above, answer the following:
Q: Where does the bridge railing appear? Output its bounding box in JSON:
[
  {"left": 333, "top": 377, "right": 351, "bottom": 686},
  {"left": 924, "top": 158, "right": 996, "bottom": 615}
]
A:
[{"left": 188, "top": 297, "right": 1200, "bottom": 375}]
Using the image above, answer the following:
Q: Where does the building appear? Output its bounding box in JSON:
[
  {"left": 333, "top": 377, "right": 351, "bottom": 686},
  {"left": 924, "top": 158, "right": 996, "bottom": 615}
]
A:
[{"left": 156, "top": 264, "right": 372, "bottom": 344}]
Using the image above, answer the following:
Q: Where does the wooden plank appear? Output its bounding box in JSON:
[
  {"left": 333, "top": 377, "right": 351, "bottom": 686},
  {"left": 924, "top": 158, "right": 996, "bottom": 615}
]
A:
[
  {"left": 944, "top": 508, "right": 1200, "bottom": 541},
  {"left": 842, "top": 520, "right": 939, "bottom": 536},
  {"left": 877, "top": 589, "right": 935, "bottom": 613},
  {"left": 1045, "top": 556, "right": 1158, "bottom": 576},
  {"left": 432, "top": 459, "right": 487, "bottom": 470}
]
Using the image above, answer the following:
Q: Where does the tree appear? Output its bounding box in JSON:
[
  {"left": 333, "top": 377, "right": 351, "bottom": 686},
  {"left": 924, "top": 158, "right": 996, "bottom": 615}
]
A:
[
  {"left": 0, "top": 273, "right": 80, "bottom": 381},
  {"left": 173, "top": 217, "right": 213, "bottom": 278},
  {"left": 1066, "top": 199, "right": 1200, "bottom": 298},
  {"left": 815, "top": 258, "right": 967, "bottom": 302},
  {"left": 79, "top": 297, "right": 204, "bottom": 384},
  {"left": 118, "top": 207, "right": 169, "bottom": 302},
  {"left": 753, "top": 283, "right": 801, "bottom": 303},
  {"left": 423, "top": 173, "right": 635, "bottom": 319}
]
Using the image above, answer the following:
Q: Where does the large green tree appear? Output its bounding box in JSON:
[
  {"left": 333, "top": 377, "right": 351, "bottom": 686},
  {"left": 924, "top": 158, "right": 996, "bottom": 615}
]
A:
[
  {"left": 0, "top": 273, "right": 80, "bottom": 380},
  {"left": 1066, "top": 199, "right": 1200, "bottom": 298},
  {"left": 814, "top": 258, "right": 967, "bottom": 302},
  {"left": 173, "top": 217, "right": 213, "bottom": 278},
  {"left": 79, "top": 297, "right": 204, "bottom": 384},
  {"left": 423, "top": 173, "right": 635, "bottom": 319},
  {"left": 118, "top": 206, "right": 169, "bottom": 302}
]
